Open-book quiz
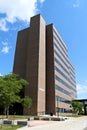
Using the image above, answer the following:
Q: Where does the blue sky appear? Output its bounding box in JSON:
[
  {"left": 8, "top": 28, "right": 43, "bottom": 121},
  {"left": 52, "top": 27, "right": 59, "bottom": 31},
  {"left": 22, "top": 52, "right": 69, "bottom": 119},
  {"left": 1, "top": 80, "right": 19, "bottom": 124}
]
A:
[{"left": 0, "top": 0, "right": 87, "bottom": 99}]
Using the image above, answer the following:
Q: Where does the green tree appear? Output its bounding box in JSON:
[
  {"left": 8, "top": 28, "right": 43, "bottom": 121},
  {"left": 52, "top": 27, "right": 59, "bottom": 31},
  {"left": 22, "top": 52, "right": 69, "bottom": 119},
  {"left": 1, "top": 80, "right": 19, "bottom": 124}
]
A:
[
  {"left": 71, "top": 100, "right": 83, "bottom": 114},
  {"left": 77, "top": 102, "right": 83, "bottom": 114},
  {"left": 22, "top": 96, "right": 32, "bottom": 109},
  {"left": 0, "top": 73, "right": 31, "bottom": 118}
]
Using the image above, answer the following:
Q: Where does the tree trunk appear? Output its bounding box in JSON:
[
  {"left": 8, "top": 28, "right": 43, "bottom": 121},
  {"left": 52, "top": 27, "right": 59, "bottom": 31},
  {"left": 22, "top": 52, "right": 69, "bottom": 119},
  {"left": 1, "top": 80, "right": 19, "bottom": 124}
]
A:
[
  {"left": 6, "top": 106, "right": 9, "bottom": 118},
  {"left": 3, "top": 106, "right": 9, "bottom": 118},
  {"left": 4, "top": 107, "right": 6, "bottom": 117}
]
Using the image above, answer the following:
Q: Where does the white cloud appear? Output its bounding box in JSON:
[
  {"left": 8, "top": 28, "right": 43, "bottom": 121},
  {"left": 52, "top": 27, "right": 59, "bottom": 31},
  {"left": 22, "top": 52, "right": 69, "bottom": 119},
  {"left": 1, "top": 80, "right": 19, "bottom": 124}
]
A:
[
  {"left": 0, "top": 73, "right": 3, "bottom": 76},
  {"left": 39, "top": 0, "right": 45, "bottom": 3},
  {"left": 77, "top": 84, "right": 87, "bottom": 95},
  {"left": 73, "top": 0, "right": 80, "bottom": 8},
  {"left": 2, "top": 41, "right": 8, "bottom": 46},
  {"left": 1, "top": 46, "right": 11, "bottom": 54},
  {"left": 1, "top": 41, "right": 12, "bottom": 54},
  {"left": 0, "top": 0, "right": 45, "bottom": 31},
  {"left": 0, "top": 18, "right": 8, "bottom": 31},
  {"left": 85, "top": 80, "right": 87, "bottom": 83}
]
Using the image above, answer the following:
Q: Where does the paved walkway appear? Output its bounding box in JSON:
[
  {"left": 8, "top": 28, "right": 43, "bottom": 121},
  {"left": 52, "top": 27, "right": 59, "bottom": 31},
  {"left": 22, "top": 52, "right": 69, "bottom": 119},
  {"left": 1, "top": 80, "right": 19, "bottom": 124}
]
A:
[{"left": 17, "top": 116, "right": 87, "bottom": 130}]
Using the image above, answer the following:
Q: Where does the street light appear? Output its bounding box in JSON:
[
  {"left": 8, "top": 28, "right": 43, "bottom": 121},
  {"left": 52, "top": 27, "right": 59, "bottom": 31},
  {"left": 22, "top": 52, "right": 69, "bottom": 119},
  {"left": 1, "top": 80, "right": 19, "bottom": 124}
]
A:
[{"left": 57, "top": 97, "right": 59, "bottom": 117}]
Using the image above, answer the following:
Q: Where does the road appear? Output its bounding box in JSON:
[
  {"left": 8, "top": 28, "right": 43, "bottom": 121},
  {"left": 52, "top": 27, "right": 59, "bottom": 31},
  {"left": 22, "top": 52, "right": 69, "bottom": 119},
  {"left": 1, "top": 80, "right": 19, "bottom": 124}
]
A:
[{"left": 17, "top": 116, "right": 87, "bottom": 130}]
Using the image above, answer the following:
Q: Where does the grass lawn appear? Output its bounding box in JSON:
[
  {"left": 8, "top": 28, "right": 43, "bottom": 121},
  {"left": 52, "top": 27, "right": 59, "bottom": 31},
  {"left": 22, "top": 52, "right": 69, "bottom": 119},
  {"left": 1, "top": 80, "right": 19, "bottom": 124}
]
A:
[
  {"left": 0, "top": 115, "right": 30, "bottom": 130},
  {"left": 0, "top": 115, "right": 30, "bottom": 120},
  {"left": 66, "top": 114, "right": 83, "bottom": 118},
  {"left": 0, "top": 125, "right": 22, "bottom": 130}
]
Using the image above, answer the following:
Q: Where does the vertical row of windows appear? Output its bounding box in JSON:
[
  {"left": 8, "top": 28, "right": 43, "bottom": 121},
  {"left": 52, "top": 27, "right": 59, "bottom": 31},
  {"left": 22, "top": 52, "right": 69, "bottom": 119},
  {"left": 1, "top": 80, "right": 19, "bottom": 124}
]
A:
[
  {"left": 56, "top": 96, "right": 71, "bottom": 104},
  {"left": 55, "top": 84, "right": 70, "bottom": 96},
  {"left": 54, "top": 41, "right": 76, "bottom": 85},
  {"left": 69, "top": 68, "right": 75, "bottom": 77},
  {"left": 54, "top": 53, "right": 75, "bottom": 85},
  {"left": 53, "top": 28, "right": 76, "bottom": 82},
  {"left": 54, "top": 42, "right": 69, "bottom": 64},
  {"left": 54, "top": 57, "right": 69, "bottom": 76},
  {"left": 53, "top": 29, "right": 68, "bottom": 55},
  {"left": 69, "top": 62, "right": 75, "bottom": 73},
  {"left": 54, "top": 39, "right": 76, "bottom": 86},
  {"left": 69, "top": 74, "right": 76, "bottom": 86},
  {"left": 53, "top": 27, "right": 76, "bottom": 100},
  {"left": 70, "top": 74, "right": 75, "bottom": 85},
  {"left": 70, "top": 71, "right": 75, "bottom": 80},
  {"left": 69, "top": 64, "right": 76, "bottom": 86},
  {"left": 54, "top": 35, "right": 68, "bottom": 58},
  {"left": 54, "top": 50, "right": 69, "bottom": 69},
  {"left": 56, "top": 107, "right": 72, "bottom": 113},
  {"left": 55, "top": 66, "right": 76, "bottom": 87},
  {"left": 55, "top": 75, "right": 76, "bottom": 92}
]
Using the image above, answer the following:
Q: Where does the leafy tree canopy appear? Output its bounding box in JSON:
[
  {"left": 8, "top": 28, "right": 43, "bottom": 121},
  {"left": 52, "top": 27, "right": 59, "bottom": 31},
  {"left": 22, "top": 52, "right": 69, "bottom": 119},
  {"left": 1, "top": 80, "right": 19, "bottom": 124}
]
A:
[
  {"left": 0, "top": 73, "right": 32, "bottom": 117},
  {"left": 22, "top": 96, "right": 32, "bottom": 109},
  {"left": 71, "top": 100, "right": 83, "bottom": 114}
]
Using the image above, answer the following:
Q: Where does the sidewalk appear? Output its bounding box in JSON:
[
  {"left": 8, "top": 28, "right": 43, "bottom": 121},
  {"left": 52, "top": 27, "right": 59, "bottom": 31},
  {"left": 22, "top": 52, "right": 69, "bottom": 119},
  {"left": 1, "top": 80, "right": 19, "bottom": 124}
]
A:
[{"left": 17, "top": 116, "right": 87, "bottom": 130}]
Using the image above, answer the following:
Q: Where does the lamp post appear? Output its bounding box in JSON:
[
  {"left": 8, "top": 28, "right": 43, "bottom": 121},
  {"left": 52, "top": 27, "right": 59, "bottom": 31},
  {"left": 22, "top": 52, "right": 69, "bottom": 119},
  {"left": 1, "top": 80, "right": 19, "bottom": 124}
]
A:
[{"left": 57, "top": 97, "right": 59, "bottom": 117}]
